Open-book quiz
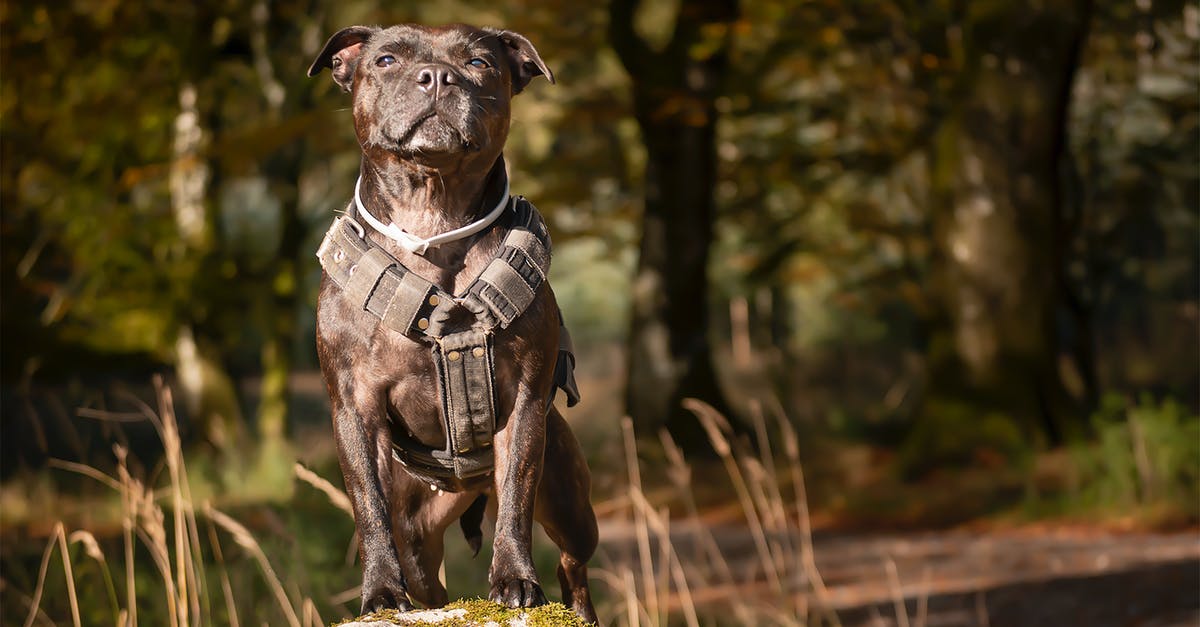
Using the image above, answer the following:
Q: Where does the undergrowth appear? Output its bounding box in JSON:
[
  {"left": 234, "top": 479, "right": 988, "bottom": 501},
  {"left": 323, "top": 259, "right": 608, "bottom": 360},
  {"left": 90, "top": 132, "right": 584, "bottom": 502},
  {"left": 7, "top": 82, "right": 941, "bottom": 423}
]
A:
[{"left": 1067, "top": 393, "right": 1200, "bottom": 516}]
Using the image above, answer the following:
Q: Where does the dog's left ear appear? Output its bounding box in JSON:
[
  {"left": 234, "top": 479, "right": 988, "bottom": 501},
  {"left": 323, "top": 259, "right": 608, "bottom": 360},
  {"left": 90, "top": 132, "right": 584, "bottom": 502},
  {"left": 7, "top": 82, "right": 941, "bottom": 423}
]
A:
[
  {"left": 308, "top": 26, "right": 379, "bottom": 93},
  {"left": 488, "top": 29, "right": 555, "bottom": 95}
]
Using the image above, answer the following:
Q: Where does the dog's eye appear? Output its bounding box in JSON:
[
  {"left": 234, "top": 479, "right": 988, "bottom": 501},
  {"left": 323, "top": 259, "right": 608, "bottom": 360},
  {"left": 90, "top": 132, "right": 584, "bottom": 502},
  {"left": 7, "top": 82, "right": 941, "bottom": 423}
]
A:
[
  {"left": 376, "top": 55, "right": 396, "bottom": 68},
  {"left": 467, "top": 58, "right": 489, "bottom": 69}
]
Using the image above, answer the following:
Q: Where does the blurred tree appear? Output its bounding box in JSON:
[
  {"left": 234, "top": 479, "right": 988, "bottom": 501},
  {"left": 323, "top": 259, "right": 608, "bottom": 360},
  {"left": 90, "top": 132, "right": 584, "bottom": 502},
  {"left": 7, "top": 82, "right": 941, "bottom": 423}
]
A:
[
  {"left": 1066, "top": 0, "right": 1198, "bottom": 401},
  {"left": 0, "top": 0, "right": 349, "bottom": 453},
  {"left": 609, "top": 0, "right": 739, "bottom": 444},
  {"left": 169, "top": 75, "right": 246, "bottom": 450},
  {"left": 166, "top": 1, "right": 267, "bottom": 450},
  {"left": 237, "top": 0, "right": 325, "bottom": 442},
  {"left": 712, "top": 1, "right": 937, "bottom": 420},
  {"left": 1, "top": 1, "right": 248, "bottom": 450},
  {"left": 706, "top": 0, "right": 1196, "bottom": 447},
  {"left": 913, "top": 0, "right": 1095, "bottom": 455}
]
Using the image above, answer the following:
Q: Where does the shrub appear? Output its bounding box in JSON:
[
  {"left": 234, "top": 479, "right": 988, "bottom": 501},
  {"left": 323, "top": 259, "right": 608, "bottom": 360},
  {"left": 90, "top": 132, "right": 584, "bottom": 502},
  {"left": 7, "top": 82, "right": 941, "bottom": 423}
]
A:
[{"left": 1068, "top": 393, "right": 1200, "bottom": 513}]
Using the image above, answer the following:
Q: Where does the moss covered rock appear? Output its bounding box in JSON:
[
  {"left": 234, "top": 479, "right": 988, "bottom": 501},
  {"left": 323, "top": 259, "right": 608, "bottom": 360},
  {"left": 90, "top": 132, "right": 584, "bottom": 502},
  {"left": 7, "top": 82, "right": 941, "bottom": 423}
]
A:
[{"left": 335, "top": 599, "right": 587, "bottom": 627}]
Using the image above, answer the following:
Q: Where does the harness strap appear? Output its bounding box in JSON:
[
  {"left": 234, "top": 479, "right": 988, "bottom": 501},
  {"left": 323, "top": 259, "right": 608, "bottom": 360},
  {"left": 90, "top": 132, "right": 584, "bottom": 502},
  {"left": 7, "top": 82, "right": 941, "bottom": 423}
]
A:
[
  {"left": 318, "top": 215, "right": 446, "bottom": 337},
  {"left": 460, "top": 199, "right": 552, "bottom": 329},
  {"left": 389, "top": 433, "right": 494, "bottom": 490},
  {"left": 344, "top": 247, "right": 398, "bottom": 307},
  {"left": 435, "top": 330, "right": 497, "bottom": 453},
  {"left": 554, "top": 319, "right": 581, "bottom": 407},
  {"left": 377, "top": 271, "right": 440, "bottom": 335}
]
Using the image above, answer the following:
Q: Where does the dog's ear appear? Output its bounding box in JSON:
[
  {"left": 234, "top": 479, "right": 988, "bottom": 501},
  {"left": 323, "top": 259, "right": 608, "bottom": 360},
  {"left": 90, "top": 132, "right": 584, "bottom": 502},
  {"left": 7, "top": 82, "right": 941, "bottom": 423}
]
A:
[
  {"left": 308, "top": 26, "right": 379, "bottom": 92},
  {"left": 488, "top": 29, "right": 555, "bottom": 95}
]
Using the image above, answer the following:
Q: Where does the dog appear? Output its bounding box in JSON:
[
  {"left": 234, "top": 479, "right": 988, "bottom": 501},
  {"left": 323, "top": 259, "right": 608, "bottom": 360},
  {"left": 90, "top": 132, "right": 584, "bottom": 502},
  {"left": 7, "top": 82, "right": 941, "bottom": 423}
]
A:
[{"left": 307, "top": 23, "right": 597, "bottom": 623}]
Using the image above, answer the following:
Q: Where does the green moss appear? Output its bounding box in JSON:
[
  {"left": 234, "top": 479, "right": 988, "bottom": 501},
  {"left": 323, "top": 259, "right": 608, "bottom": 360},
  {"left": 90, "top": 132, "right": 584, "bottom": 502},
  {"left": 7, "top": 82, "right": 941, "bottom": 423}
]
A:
[
  {"left": 446, "top": 599, "right": 586, "bottom": 627},
  {"left": 523, "top": 602, "right": 588, "bottom": 627},
  {"left": 444, "top": 598, "right": 524, "bottom": 624}
]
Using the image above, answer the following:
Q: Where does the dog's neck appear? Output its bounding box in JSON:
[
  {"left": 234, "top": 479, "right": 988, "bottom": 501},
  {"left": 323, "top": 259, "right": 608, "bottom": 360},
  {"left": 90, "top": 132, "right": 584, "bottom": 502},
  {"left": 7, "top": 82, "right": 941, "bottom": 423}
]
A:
[{"left": 357, "top": 154, "right": 508, "bottom": 241}]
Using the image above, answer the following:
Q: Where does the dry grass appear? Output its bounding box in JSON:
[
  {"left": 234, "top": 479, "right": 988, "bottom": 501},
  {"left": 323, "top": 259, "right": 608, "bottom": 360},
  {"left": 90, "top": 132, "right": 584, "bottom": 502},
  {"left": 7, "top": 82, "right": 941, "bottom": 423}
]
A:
[
  {"left": 598, "top": 395, "right": 969, "bottom": 627},
  {"left": 17, "top": 376, "right": 326, "bottom": 627},
  {"left": 11, "top": 380, "right": 912, "bottom": 627},
  {"left": 590, "top": 399, "right": 851, "bottom": 627}
]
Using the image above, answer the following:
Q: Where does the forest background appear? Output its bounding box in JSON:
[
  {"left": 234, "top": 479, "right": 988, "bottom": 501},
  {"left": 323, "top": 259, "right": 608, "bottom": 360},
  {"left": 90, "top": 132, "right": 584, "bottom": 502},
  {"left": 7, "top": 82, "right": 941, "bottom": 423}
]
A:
[{"left": 1, "top": 0, "right": 1197, "bottom": 625}]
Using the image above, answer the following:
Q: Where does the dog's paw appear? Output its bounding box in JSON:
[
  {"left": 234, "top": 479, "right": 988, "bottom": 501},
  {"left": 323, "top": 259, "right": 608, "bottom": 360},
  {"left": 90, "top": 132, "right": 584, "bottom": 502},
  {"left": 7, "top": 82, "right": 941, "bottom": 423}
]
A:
[
  {"left": 488, "top": 577, "right": 547, "bottom": 609},
  {"left": 360, "top": 584, "right": 414, "bottom": 614}
]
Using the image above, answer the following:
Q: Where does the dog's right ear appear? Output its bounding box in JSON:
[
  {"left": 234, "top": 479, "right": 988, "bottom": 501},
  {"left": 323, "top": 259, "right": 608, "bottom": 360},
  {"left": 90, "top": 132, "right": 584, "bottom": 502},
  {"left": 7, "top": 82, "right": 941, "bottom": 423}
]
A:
[{"left": 307, "top": 26, "right": 378, "bottom": 92}]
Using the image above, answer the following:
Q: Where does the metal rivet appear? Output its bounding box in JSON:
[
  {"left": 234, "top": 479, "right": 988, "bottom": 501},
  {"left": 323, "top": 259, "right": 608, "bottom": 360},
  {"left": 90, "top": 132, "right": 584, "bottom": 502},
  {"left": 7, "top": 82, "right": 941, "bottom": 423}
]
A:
[
  {"left": 473, "top": 347, "right": 485, "bottom": 358},
  {"left": 447, "top": 351, "right": 461, "bottom": 361},
  {"left": 428, "top": 294, "right": 440, "bottom": 306},
  {"left": 348, "top": 264, "right": 357, "bottom": 276},
  {"left": 333, "top": 248, "right": 346, "bottom": 262},
  {"left": 417, "top": 318, "right": 429, "bottom": 330}
]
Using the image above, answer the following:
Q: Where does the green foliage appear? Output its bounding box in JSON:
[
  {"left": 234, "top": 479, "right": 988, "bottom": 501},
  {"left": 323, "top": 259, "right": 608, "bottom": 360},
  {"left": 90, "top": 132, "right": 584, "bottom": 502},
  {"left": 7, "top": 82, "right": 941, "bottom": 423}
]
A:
[
  {"left": 1067, "top": 394, "right": 1200, "bottom": 513},
  {"left": 898, "top": 398, "right": 1031, "bottom": 477},
  {"left": 549, "top": 238, "right": 634, "bottom": 344}
]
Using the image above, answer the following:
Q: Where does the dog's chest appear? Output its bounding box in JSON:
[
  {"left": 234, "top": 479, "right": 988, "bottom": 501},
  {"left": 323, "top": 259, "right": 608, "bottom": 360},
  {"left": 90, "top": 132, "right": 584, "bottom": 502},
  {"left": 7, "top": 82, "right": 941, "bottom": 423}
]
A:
[{"left": 316, "top": 234, "right": 518, "bottom": 445}]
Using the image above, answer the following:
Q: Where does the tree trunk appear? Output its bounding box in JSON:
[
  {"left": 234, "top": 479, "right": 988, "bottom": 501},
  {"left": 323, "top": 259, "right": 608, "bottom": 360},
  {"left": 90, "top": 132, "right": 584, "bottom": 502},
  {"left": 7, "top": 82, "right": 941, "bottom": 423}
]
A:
[
  {"left": 175, "top": 326, "right": 245, "bottom": 449},
  {"left": 610, "top": 0, "right": 738, "bottom": 446},
  {"left": 914, "top": 2, "right": 1092, "bottom": 465},
  {"left": 256, "top": 216, "right": 300, "bottom": 440},
  {"left": 171, "top": 83, "right": 245, "bottom": 450},
  {"left": 251, "top": 0, "right": 320, "bottom": 441},
  {"left": 258, "top": 170, "right": 307, "bottom": 439}
]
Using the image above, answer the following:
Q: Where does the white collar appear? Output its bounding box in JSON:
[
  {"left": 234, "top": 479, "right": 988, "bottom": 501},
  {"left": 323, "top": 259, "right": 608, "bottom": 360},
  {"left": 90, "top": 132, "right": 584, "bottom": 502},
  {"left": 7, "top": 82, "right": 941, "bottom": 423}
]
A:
[{"left": 353, "top": 174, "right": 510, "bottom": 255}]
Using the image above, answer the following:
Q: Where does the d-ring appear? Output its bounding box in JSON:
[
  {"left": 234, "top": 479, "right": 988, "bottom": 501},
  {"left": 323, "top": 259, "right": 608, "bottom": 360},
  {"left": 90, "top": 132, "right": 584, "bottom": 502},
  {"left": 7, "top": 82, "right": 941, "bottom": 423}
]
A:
[{"left": 344, "top": 216, "right": 365, "bottom": 239}]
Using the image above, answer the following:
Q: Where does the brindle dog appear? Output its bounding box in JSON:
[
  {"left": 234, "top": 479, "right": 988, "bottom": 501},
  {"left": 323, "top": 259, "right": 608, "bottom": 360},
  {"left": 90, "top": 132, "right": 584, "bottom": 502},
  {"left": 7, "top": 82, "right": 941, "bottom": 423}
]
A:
[{"left": 308, "top": 23, "right": 597, "bottom": 623}]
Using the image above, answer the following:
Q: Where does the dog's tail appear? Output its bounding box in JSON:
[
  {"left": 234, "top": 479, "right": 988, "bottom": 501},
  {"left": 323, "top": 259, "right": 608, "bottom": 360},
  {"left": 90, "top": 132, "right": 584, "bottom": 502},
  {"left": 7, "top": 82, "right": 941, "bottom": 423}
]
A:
[{"left": 460, "top": 494, "right": 487, "bottom": 557}]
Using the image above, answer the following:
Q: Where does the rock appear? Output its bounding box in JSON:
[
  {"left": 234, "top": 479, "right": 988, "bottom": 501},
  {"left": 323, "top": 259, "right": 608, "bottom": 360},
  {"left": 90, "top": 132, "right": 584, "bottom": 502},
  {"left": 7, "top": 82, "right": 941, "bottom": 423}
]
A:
[
  {"left": 338, "top": 607, "right": 473, "bottom": 626},
  {"left": 335, "top": 599, "right": 586, "bottom": 627}
]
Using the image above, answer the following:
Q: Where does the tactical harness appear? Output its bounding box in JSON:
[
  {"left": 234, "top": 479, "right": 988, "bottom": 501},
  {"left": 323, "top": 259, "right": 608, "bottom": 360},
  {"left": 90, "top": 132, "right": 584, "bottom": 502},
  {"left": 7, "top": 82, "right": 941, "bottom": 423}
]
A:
[{"left": 316, "top": 196, "right": 580, "bottom": 491}]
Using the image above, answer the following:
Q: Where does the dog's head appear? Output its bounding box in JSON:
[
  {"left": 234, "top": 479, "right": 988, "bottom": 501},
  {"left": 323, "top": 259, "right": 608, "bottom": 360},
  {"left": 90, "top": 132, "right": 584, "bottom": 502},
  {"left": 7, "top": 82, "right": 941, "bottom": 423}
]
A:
[{"left": 308, "top": 23, "right": 553, "bottom": 170}]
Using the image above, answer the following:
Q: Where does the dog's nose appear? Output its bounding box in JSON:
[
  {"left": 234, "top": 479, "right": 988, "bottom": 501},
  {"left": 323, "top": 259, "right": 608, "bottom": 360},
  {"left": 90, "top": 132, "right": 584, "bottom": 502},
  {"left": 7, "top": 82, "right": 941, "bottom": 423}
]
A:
[{"left": 415, "top": 65, "right": 458, "bottom": 94}]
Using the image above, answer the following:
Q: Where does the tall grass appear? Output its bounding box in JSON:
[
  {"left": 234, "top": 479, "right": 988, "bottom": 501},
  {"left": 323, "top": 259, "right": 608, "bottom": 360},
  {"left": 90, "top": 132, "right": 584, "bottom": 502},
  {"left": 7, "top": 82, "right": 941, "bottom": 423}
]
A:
[
  {"left": 17, "top": 377, "right": 331, "bottom": 627},
  {"left": 12, "top": 381, "right": 866, "bottom": 626},
  {"left": 591, "top": 399, "right": 845, "bottom": 627}
]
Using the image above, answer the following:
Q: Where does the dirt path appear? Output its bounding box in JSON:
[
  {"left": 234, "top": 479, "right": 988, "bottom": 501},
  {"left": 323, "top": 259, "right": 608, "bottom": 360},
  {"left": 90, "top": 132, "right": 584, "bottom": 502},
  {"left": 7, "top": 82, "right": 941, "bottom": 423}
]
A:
[
  {"left": 813, "top": 529, "right": 1198, "bottom": 626},
  {"left": 597, "top": 522, "right": 1200, "bottom": 626}
]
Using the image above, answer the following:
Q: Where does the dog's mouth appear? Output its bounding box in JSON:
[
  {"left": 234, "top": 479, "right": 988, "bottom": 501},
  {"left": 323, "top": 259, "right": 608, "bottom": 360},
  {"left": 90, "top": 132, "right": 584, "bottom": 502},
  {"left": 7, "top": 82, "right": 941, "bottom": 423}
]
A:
[{"left": 388, "top": 107, "right": 482, "bottom": 157}]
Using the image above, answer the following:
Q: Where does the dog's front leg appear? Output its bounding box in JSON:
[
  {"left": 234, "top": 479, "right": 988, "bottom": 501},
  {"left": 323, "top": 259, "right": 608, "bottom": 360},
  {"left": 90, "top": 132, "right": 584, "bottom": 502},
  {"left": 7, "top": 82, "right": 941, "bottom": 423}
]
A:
[
  {"left": 332, "top": 399, "right": 413, "bottom": 613},
  {"left": 488, "top": 386, "right": 549, "bottom": 608}
]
